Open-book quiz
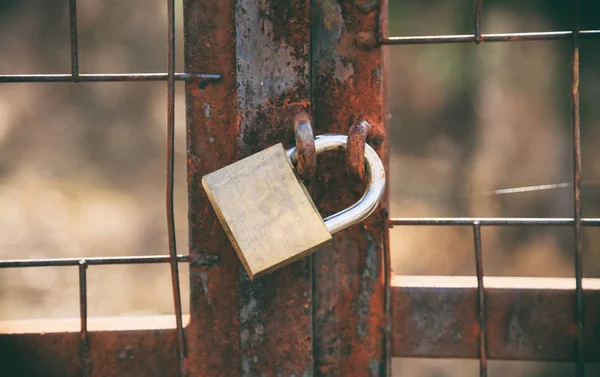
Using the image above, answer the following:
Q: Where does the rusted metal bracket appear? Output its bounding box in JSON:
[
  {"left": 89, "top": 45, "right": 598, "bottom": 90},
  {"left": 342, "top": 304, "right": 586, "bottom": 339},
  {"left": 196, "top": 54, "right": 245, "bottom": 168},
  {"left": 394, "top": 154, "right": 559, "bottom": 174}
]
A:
[
  {"left": 346, "top": 119, "right": 384, "bottom": 183},
  {"left": 293, "top": 111, "right": 317, "bottom": 181}
]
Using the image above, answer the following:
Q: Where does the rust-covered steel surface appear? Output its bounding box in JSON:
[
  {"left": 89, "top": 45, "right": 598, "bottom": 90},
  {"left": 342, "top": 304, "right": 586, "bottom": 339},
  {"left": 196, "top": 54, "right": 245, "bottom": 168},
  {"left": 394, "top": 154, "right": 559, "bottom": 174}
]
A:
[
  {"left": 185, "top": 0, "right": 314, "bottom": 375},
  {"left": 0, "top": 329, "right": 177, "bottom": 376},
  {"left": 311, "top": 0, "right": 389, "bottom": 376},
  {"left": 392, "top": 276, "right": 600, "bottom": 362},
  {"left": 184, "top": 0, "right": 240, "bottom": 375},
  {"left": 235, "top": 0, "right": 313, "bottom": 375},
  {"left": 3, "top": 275, "right": 600, "bottom": 375}
]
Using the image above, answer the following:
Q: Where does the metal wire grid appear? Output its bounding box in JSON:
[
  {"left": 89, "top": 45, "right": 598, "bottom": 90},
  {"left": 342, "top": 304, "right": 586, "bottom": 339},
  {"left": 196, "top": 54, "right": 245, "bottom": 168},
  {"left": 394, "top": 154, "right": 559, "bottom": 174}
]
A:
[
  {"left": 386, "top": 0, "right": 597, "bottom": 376},
  {"left": 0, "top": 1, "right": 221, "bottom": 376},
  {"left": 0, "top": 1, "right": 598, "bottom": 377}
]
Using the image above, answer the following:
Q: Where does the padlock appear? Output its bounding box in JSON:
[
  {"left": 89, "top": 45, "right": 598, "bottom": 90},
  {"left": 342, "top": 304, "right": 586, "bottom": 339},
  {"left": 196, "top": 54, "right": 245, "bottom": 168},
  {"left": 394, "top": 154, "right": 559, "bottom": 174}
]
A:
[{"left": 202, "top": 134, "right": 385, "bottom": 279}]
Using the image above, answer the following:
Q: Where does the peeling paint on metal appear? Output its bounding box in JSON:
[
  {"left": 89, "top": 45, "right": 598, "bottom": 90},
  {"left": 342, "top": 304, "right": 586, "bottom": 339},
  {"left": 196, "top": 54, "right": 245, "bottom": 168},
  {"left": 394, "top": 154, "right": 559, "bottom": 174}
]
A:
[
  {"left": 117, "top": 345, "right": 135, "bottom": 361},
  {"left": 356, "top": 0, "right": 378, "bottom": 14},
  {"left": 235, "top": 0, "right": 310, "bottom": 154},
  {"left": 189, "top": 250, "right": 220, "bottom": 269},
  {"left": 356, "top": 228, "right": 378, "bottom": 338},
  {"left": 334, "top": 58, "right": 354, "bottom": 82},
  {"left": 240, "top": 297, "right": 258, "bottom": 323},
  {"left": 312, "top": 0, "right": 388, "bottom": 374},
  {"left": 199, "top": 273, "right": 210, "bottom": 295},
  {"left": 369, "top": 358, "right": 382, "bottom": 377},
  {"left": 235, "top": 1, "right": 313, "bottom": 375},
  {"left": 311, "top": 0, "right": 343, "bottom": 72},
  {"left": 506, "top": 296, "right": 528, "bottom": 351}
]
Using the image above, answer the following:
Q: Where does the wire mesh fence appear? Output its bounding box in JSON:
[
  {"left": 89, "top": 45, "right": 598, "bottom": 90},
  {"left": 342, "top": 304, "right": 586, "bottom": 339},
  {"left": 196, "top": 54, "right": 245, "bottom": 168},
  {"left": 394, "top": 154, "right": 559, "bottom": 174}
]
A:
[
  {"left": 387, "top": 1, "right": 599, "bottom": 376},
  {"left": 0, "top": 0, "right": 220, "bottom": 375},
  {"left": 0, "top": 1, "right": 599, "bottom": 377}
]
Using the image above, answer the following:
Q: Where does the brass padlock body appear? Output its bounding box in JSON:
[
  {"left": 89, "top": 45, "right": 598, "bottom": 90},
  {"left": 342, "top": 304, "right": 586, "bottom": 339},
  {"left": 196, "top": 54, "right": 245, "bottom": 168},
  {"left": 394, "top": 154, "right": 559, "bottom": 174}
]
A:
[{"left": 202, "top": 143, "right": 332, "bottom": 279}]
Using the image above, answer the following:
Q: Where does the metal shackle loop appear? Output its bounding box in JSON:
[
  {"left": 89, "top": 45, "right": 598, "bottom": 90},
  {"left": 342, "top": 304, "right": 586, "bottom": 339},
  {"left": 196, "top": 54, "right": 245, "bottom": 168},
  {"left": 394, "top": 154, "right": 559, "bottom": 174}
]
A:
[{"left": 286, "top": 134, "right": 386, "bottom": 235}]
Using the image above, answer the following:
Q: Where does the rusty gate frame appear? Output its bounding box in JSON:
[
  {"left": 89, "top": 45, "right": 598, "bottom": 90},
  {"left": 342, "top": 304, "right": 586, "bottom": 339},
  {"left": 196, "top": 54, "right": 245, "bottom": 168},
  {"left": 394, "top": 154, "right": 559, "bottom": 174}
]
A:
[{"left": 1, "top": 0, "right": 599, "bottom": 376}]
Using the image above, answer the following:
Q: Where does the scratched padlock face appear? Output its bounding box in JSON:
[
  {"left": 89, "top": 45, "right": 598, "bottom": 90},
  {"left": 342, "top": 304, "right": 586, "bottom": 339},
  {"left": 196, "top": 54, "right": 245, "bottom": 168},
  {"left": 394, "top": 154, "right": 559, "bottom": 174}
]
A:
[
  {"left": 202, "top": 143, "right": 332, "bottom": 279},
  {"left": 202, "top": 134, "right": 385, "bottom": 280}
]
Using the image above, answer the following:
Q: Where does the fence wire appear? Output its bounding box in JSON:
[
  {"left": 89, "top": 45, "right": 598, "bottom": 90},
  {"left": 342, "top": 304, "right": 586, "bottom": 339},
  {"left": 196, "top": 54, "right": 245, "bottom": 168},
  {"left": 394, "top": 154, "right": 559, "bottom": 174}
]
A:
[
  {"left": 0, "top": 0, "right": 220, "bottom": 376},
  {"left": 386, "top": 1, "right": 595, "bottom": 376}
]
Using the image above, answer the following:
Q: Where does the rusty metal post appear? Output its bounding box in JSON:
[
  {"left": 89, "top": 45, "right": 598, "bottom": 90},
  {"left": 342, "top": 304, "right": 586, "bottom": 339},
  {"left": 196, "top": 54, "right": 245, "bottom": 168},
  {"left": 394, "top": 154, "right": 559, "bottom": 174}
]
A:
[
  {"left": 184, "top": 0, "right": 240, "bottom": 375},
  {"left": 311, "top": 1, "right": 389, "bottom": 376},
  {"left": 185, "top": 0, "right": 313, "bottom": 375},
  {"left": 233, "top": 0, "right": 313, "bottom": 373}
]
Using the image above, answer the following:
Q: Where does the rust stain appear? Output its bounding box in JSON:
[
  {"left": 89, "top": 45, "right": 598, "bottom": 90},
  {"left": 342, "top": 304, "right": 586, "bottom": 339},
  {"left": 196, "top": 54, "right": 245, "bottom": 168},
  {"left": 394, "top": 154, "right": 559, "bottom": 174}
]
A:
[
  {"left": 312, "top": 0, "right": 388, "bottom": 375},
  {"left": 240, "top": 86, "right": 310, "bottom": 156},
  {"left": 262, "top": 0, "right": 310, "bottom": 63},
  {"left": 0, "top": 330, "right": 178, "bottom": 376},
  {"left": 392, "top": 284, "right": 600, "bottom": 361},
  {"left": 355, "top": 228, "right": 379, "bottom": 339},
  {"left": 236, "top": 0, "right": 310, "bottom": 157},
  {"left": 236, "top": 0, "right": 314, "bottom": 376},
  {"left": 184, "top": 0, "right": 241, "bottom": 375},
  {"left": 346, "top": 119, "right": 383, "bottom": 183}
]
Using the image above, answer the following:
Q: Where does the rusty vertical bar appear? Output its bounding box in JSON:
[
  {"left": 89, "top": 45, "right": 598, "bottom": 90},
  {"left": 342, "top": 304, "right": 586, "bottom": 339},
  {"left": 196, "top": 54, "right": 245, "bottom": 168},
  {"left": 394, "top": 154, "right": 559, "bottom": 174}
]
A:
[
  {"left": 311, "top": 0, "right": 389, "bottom": 375},
  {"left": 571, "top": 0, "right": 584, "bottom": 376},
  {"left": 472, "top": 222, "right": 488, "bottom": 377},
  {"left": 474, "top": 0, "right": 482, "bottom": 43},
  {"left": 68, "top": 0, "right": 79, "bottom": 80},
  {"left": 78, "top": 261, "right": 88, "bottom": 377},
  {"left": 380, "top": 4, "right": 391, "bottom": 376},
  {"left": 382, "top": 208, "right": 392, "bottom": 377},
  {"left": 166, "top": 0, "right": 186, "bottom": 375},
  {"left": 235, "top": 1, "right": 313, "bottom": 376},
  {"left": 184, "top": 0, "right": 240, "bottom": 375}
]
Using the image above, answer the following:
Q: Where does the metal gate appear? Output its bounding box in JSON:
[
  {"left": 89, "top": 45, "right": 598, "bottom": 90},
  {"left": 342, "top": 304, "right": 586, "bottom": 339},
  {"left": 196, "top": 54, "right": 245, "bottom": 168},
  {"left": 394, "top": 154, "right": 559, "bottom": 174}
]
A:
[{"left": 0, "top": 1, "right": 598, "bottom": 376}]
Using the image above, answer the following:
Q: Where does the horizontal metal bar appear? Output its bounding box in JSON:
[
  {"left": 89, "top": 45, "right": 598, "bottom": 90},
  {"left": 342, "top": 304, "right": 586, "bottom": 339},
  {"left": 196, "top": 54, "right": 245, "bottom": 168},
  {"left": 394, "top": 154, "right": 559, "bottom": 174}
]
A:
[
  {"left": 78, "top": 261, "right": 88, "bottom": 377},
  {"left": 2, "top": 276, "right": 598, "bottom": 369},
  {"left": 392, "top": 276, "right": 600, "bottom": 361},
  {"left": 389, "top": 217, "right": 600, "bottom": 226},
  {"left": 0, "top": 326, "right": 179, "bottom": 375},
  {"left": 382, "top": 30, "right": 600, "bottom": 45},
  {"left": 0, "top": 315, "right": 191, "bottom": 334},
  {"left": 393, "top": 275, "right": 600, "bottom": 290},
  {"left": 0, "top": 73, "right": 221, "bottom": 83},
  {"left": 0, "top": 255, "right": 189, "bottom": 268}
]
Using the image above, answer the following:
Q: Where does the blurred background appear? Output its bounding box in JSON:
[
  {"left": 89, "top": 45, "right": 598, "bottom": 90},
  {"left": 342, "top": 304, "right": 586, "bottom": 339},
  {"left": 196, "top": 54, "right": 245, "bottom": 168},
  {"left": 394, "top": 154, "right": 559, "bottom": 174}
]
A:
[{"left": 0, "top": 0, "right": 599, "bottom": 376}]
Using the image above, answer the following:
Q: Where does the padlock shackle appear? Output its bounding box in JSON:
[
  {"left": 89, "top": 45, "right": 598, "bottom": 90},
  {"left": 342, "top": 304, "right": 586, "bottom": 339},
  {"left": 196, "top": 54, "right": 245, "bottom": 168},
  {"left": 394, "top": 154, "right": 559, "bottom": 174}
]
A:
[{"left": 286, "top": 134, "right": 386, "bottom": 235}]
